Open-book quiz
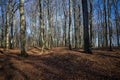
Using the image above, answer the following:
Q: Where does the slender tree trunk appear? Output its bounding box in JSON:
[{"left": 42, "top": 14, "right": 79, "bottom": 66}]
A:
[
  {"left": 78, "top": 4, "right": 82, "bottom": 48},
  {"left": 103, "top": 0, "right": 108, "bottom": 47},
  {"left": 68, "top": 0, "right": 72, "bottom": 50},
  {"left": 10, "top": 15, "right": 14, "bottom": 49},
  {"left": 113, "top": 0, "right": 120, "bottom": 46},
  {"left": 62, "top": 0, "right": 67, "bottom": 47},
  {"left": 1, "top": 4, "right": 4, "bottom": 48},
  {"left": 47, "top": 0, "right": 53, "bottom": 49},
  {"left": 39, "top": 0, "right": 44, "bottom": 51},
  {"left": 82, "top": 0, "right": 92, "bottom": 53},
  {"left": 73, "top": 0, "right": 77, "bottom": 48},
  {"left": 6, "top": 0, "right": 10, "bottom": 50},
  {"left": 98, "top": 10, "right": 100, "bottom": 47},
  {"left": 108, "top": 0, "right": 112, "bottom": 50},
  {"left": 73, "top": 1, "right": 80, "bottom": 48},
  {"left": 64, "top": 15, "right": 67, "bottom": 46},
  {"left": 20, "top": 0, "right": 27, "bottom": 56},
  {"left": 90, "top": 0, "right": 93, "bottom": 47}
]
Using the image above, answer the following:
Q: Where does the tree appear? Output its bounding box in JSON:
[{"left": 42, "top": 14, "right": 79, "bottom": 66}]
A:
[
  {"left": 89, "top": 0, "right": 93, "bottom": 47},
  {"left": 73, "top": 0, "right": 79, "bottom": 48},
  {"left": 82, "top": 0, "right": 92, "bottom": 53},
  {"left": 1, "top": 0, "right": 5, "bottom": 48},
  {"left": 103, "top": 0, "right": 108, "bottom": 47},
  {"left": 39, "top": 0, "right": 44, "bottom": 51},
  {"left": 68, "top": 0, "right": 72, "bottom": 50},
  {"left": 113, "top": 0, "right": 120, "bottom": 46},
  {"left": 47, "top": 0, "right": 54, "bottom": 49},
  {"left": 20, "top": 0, "right": 27, "bottom": 56},
  {"left": 5, "top": 0, "right": 10, "bottom": 50},
  {"left": 10, "top": 1, "right": 18, "bottom": 49},
  {"left": 62, "top": 0, "right": 67, "bottom": 47},
  {"left": 108, "top": 0, "right": 112, "bottom": 50}
]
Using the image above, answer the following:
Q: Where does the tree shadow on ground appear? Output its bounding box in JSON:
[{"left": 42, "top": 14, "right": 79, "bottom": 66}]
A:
[{"left": 0, "top": 48, "right": 120, "bottom": 80}]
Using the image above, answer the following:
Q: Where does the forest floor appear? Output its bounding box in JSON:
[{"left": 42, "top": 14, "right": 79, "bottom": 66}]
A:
[{"left": 0, "top": 47, "right": 120, "bottom": 80}]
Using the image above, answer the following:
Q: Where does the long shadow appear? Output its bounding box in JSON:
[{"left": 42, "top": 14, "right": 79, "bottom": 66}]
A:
[
  {"left": 97, "top": 53, "right": 120, "bottom": 59},
  {"left": 72, "top": 48, "right": 120, "bottom": 59},
  {"left": 93, "top": 51, "right": 120, "bottom": 59},
  {"left": 0, "top": 54, "right": 28, "bottom": 80},
  {"left": 23, "top": 53, "right": 120, "bottom": 80},
  {"left": 0, "top": 50, "right": 120, "bottom": 80}
]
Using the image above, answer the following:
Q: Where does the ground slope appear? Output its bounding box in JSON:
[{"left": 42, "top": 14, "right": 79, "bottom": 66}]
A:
[{"left": 0, "top": 47, "right": 120, "bottom": 80}]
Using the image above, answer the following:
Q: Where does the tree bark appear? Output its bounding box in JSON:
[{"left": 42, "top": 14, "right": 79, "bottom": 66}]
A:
[
  {"left": 20, "top": 0, "right": 27, "bottom": 56},
  {"left": 103, "top": 0, "right": 108, "bottom": 47},
  {"left": 68, "top": 0, "right": 72, "bottom": 50},
  {"left": 1, "top": 3, "right": 5, "bottom": 48},
  {"left": 90, "top": 0, "right": 93, "bottom": 47},
  {"left": 82, "top": 0, "right": 92, "bottom": 53},
  {"left": 113, "top": 0, "right": 120, "bottom": 46},
  {"left": 108, "top": 0, "right": 112, "bottom": 50},
  {"left": 6, "top": 0, "right": 10, "bottom": 50},
  {"left": 39, "top": 0, "right": 44, "bottom": 51}
]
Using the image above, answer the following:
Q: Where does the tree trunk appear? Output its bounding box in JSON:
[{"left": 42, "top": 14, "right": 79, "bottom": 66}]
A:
[
  {"left": 113, "top": 0, "right": 120, "bottom": 46},
  {"left": 6, "top": 0, "right": 10, "bottom": 50},
  {"left": 103, "top": 0, "right": 108, "bottom": 47},
  {"left": 90, "top": 0, "right": 93, "bottom": 47},
  {"left": 82, "top": 0, "right": 92, "bottom": 53},
  {"left": 1, "top": 4, "right": 4, "bottom": 48},
  {"left": 39, "top": 0, "right": 44, "bottom": 51},
  {"left": 108, "top": 0, "right": 112, "bottom": 51},
  {"left": 20, "top": 0, "right": 27, "bottom": 56},
  {"left": 10, "top": 15, "right": 14, "bottom": 49},
  {"left": 62, "top": 0, "right": 67, "bottom": 47},
  {"left": 68, "top": 0, "right": 72, "bottom": 50}
]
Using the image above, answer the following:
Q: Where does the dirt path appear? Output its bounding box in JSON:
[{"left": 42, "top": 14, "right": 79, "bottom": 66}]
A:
[{"left": 0, "top": 47, "right": 120, "bottom": 80}]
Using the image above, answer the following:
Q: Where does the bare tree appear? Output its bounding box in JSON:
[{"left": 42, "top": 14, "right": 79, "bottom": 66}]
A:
[
  {"left": 82, "top": 0, "right": 92, "bottom": 53},
  {"left": 5, "top": 0, "right": 10, "bottom": 50},
  {"left": 39, "top": 0, "right": 44, "bottom": 51},
  {"left": 68, "top": 0, "right": 72, "bottom": 50},
  {"left": 103, "top": 0, "right": 108, "bottom": 47},
  {"left": 20, "top": 0, "right": 27, "bottom": 56},
  {"left": 108, "top": 0, "right": 112, "bottom": 50},
  {"left": 113, "top": 0, "right": 120, "bottom": 46}
]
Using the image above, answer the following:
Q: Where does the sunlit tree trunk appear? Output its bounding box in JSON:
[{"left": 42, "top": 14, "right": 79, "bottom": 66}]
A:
[
  {"left": 39, "top": 0, "right": 44, "bottom": 51},
  {"left": 6, "top": 0, "right": 10, "bottom": 50},
  {"left": 82, "top": 0, "right": 92, "bottom": 53},
  {"left": 20, "top": 0, "right": 27, "bottom": 56}
]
